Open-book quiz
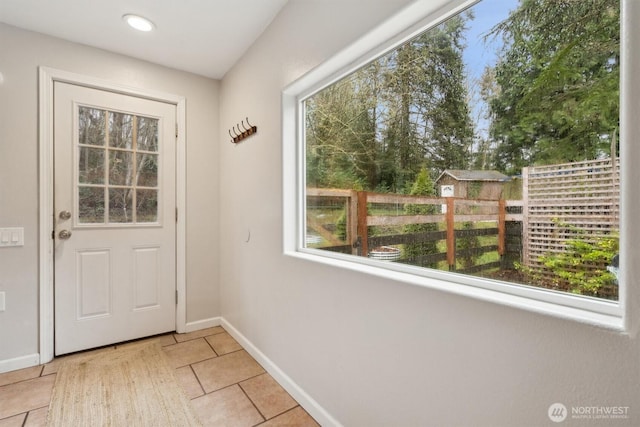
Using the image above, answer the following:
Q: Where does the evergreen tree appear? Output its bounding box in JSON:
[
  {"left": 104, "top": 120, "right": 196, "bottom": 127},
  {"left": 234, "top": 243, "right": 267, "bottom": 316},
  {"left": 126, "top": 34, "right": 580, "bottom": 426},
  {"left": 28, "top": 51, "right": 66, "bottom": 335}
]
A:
[
  {"left": 379, "top": 42, "right": 425, "bottom": 192},
  {"left": 403, "top": 168, "right": 439, "bottom": 267},
  {"left": 486, "top": 0, "right": 619, "bottom": 173},
  {"left": 416, "top": 15, "right": 474, "bottom": 173},
  {"left": 306, "top": 9, "right": 476, "bottom": 192}
]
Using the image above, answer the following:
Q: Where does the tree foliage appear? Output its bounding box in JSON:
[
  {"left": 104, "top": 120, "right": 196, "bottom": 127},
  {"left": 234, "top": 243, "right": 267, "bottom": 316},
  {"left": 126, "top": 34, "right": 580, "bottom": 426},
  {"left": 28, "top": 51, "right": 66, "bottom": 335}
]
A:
[
  {"left": 403, "top": 168, "right": 438, "bottom": 266},
  {"left": 486, "top": 0, "right": 619, "bottom": 174},
  {"left": 306, "top": 0, "right": 620, "bottom": 182},
  {"left": 539, "top": 233, "right": 618, "bottom": 297},
  {"left": 306, "top": 12, "right": 474, "bottom": 192},
  {"left": 305, "top": 77, "right": 375, "bottom": 190}
]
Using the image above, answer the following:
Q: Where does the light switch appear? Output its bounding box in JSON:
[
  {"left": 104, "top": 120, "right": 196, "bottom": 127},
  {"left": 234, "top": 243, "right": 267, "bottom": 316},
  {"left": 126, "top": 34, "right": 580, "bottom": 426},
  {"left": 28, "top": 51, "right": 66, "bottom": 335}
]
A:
[
  {"left": 0, "top": 292, "right": 5, "bottom": 312},
  {"left": 0, "top": 228, "right": 24, "bottom": 247}
]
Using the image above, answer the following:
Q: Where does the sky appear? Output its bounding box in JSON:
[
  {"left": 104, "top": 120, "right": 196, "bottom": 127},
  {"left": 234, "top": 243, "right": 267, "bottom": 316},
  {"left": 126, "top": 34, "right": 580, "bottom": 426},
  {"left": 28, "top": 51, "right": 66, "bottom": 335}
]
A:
[
  {"left": 460, "top": 0, "right": 519, "bottom": 139},
  {"left": 463, "top": 0, "right": 519, "bottom": 82}
]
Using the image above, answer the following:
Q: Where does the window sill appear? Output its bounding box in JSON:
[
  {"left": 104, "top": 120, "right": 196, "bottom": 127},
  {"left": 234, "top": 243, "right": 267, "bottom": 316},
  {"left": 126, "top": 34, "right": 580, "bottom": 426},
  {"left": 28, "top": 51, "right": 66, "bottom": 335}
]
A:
[{"left": 286, "top": 248, "right": 625, "bottom": 332}]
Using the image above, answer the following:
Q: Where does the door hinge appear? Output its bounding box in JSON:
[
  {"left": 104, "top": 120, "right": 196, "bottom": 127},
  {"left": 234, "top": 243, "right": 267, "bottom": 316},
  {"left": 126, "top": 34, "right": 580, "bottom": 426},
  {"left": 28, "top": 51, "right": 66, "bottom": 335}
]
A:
[
  {"left": 51, "top": 230, "right": 55, "bottom": 240},
  {"left": 175, "top": 207, "right": 178, "bottom": 223},
  {"left": 175, "top": 123, "right": 178, "bottom": 138},
  {"left": 175, "top": 290, "right": 178, "bottom": 305}
]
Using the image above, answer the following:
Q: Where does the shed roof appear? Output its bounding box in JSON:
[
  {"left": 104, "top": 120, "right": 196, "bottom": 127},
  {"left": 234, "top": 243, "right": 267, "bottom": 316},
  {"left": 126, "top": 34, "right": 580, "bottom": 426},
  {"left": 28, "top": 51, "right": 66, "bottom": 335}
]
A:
[{"left": 436, "top": 169, "right": 510, "bottom": 183}]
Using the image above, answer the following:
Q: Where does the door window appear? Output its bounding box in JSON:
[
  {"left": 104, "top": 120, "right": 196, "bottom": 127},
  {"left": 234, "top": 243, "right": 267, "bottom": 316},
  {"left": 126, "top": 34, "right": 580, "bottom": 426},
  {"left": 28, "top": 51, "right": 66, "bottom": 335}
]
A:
[{"left": 77, "top": 106, "right": 160, "bottom": 225}]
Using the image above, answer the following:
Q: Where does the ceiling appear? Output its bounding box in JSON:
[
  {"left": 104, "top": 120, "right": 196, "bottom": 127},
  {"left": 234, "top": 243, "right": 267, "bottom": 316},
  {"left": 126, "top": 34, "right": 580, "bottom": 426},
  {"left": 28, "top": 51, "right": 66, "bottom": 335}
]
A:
[{"left": 0, "top": 0, "right": 289, "bottom": 79}]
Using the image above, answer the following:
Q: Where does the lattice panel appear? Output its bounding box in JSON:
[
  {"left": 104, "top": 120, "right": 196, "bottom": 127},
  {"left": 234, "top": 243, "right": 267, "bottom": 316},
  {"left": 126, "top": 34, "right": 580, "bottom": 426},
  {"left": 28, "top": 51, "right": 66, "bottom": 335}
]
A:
[{"left": 523, "top": 158, "right": 620, "bottom": 274}]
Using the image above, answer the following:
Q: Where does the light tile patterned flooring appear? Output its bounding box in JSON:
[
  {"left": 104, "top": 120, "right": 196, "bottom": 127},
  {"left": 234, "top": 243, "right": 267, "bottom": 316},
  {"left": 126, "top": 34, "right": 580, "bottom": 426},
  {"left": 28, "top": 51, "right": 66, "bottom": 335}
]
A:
[{"left": 0, "top": 327, "right": 319, "bottom": 426}]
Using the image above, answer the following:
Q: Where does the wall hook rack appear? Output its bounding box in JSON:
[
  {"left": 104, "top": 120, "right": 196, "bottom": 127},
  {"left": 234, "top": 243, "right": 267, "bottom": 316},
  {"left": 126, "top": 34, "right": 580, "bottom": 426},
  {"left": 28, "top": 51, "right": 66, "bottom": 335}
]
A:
[{"left": 229, "top": 117, "right": 257, "bottom": 144}]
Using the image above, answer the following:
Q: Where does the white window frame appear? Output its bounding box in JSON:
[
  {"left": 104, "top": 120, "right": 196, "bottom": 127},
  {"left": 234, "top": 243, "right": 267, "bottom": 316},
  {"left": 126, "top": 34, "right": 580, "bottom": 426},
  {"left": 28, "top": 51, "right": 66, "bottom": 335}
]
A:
[{"left": 283, "top": 0, "right": 637, "bottom": 331}]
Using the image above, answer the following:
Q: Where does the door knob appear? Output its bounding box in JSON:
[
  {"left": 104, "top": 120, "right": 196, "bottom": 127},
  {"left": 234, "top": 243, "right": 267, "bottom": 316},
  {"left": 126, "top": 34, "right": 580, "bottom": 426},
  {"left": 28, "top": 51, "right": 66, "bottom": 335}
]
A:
[
  {"left": 58, "top": 230, "right": 72, "bottom": 240},
  {"left": 59, "top": 210, "right": 72, "bottom": 220}
]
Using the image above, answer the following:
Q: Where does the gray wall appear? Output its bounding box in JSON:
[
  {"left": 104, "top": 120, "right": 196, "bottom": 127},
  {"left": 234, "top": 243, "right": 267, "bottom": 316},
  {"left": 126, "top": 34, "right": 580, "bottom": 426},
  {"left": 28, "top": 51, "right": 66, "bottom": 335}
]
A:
[
  {"left": 0, "top": 23, "right": 220, "bottom": 362},
  {"left": 219, "top": 1, "right": 640, "bottom": 425}
]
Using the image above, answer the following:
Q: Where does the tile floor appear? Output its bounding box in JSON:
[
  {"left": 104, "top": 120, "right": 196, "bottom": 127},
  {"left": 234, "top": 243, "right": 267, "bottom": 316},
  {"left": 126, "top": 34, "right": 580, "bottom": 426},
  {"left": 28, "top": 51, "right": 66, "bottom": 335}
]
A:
[{"left": 0, "top": 327, "right": 320, "bottom": 427}]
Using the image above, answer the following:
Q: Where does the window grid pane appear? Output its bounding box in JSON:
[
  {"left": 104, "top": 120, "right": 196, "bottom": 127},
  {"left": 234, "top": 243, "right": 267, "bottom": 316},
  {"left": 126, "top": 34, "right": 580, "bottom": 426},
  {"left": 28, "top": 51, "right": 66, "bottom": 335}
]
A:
[
  {"left": 78, "top": 186, "right": 106, "bottom": 224},
  {"left": 77, "top": 108, "right": 160, "bottom": 225}
]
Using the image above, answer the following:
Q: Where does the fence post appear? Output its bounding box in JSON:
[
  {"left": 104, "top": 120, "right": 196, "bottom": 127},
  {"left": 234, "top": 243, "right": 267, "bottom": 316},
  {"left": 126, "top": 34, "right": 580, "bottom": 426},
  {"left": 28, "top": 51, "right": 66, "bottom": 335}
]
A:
[
  {"left": 357, "top": 191, "right": 369, "bottom": 257},
  {"left": 498, "top": 199, "right": 505, "bottom": 256},
  {"left": 446, "top": 197, "right": 455, "bottom": 271},
  {"left": 502, "top": 220, "right": 523, "bottom": 270},
  {"left": 347, "top": 190, "right": 358, "bottom": 255}
]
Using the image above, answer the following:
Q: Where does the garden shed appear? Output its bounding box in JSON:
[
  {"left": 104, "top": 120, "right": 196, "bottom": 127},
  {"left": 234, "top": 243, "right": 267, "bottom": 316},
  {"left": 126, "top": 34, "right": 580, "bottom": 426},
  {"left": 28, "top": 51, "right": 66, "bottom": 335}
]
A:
[{"left": 436, "top": 169, "right": 510, "bottom": 200}]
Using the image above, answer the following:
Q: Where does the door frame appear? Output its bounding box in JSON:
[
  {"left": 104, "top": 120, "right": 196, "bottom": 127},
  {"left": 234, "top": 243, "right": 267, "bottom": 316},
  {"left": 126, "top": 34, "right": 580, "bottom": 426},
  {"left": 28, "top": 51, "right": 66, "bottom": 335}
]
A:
[{"left": 38, "top": 67, "right": 187, "bottom": 364}]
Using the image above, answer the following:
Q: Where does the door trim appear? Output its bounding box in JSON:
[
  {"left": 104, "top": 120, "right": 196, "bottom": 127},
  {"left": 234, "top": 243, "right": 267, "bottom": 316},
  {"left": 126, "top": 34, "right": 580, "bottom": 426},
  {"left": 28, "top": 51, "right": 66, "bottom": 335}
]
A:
[{"left": 38, "top": 67, "right": 187, "bottom": 364}]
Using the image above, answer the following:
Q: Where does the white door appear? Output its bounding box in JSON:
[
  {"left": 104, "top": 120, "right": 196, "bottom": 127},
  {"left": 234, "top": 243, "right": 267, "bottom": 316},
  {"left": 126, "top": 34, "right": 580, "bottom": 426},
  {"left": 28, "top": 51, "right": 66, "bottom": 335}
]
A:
[{"left": 54, "top": 82, "right": 177, "bottom": 355}]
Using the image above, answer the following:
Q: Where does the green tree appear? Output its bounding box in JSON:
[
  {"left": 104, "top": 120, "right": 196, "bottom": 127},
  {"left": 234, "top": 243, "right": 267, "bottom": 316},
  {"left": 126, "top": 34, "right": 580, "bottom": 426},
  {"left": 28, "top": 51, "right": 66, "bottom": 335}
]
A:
[
  {"left": 417, "top": 15, "right": 474, "bottom": 173},
  {"left": 471, "top": 66, "right": 500, "bottom": 170},
  {"left": 305, "top": 77, "right": 376, "bottom": 189},
  {"left": 540, "top": 233, "right": 618, "bottom": 299},
  {"left": 486, "top": 0, "right": 619, "bottom": 174},
  {"left": 379, "top": 42, "right": 426, "bottom": 192},
  {"left": 306, "top": 10, "right": 476, "bottom": 192},
  {"left": 456, "top": 222, "right": 481, "bottom": 270},
  {"left": 378, "top": 13, "right": 475, "bottom": 191},
  {"left": 403, "top": 168, "right": 439, "bottom": 267}
]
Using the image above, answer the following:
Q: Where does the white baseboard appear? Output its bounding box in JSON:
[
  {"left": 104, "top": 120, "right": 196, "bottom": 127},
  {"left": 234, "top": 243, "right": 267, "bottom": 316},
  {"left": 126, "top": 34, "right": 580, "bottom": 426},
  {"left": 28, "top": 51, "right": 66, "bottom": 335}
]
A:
[
  {"left": 184, "top": 317, "right": 221, "bottom": 333},
  {"left": 221, "top": 318, "right": 341, "bottom": 427},
  {"left": 1, "top": 318, "right": 218, "bottom": 373},
  {"left": 3, "top": 319, "right": 339, "bottom": 424},
  {"left": 0, "top": 353, "right": 40, "bottom": 374}
]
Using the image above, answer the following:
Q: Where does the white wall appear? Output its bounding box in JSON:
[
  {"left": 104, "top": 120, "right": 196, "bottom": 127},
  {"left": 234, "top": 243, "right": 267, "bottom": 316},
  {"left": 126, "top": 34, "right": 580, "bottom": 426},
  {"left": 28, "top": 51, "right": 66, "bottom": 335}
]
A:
[
  {"left": 220, "top": 1, "right": 640, "bottom": 426},
  {"left": 0, "top": 23, "right": 220, "bottom": 363}
]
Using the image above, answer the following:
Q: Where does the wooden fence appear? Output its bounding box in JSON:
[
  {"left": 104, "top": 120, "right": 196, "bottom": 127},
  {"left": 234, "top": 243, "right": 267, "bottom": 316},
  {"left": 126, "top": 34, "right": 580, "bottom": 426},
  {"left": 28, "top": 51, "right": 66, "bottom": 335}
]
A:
[
  {"left": 522, "top": 158, "right": 619, "bottom": 274},
  {"left": 307, "top": 158, "right": 619, "bottom": 293},
  {"left": 306, "top": 188, "right": 522, "bottom": 273}
]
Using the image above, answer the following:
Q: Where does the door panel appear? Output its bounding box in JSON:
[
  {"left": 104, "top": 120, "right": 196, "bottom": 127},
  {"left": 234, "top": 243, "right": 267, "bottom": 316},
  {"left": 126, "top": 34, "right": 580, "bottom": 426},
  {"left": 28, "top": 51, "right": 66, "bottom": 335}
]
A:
[
  {"left": 76, "top": 249, "right": 111, "bottom": 318},
  {"left": 132, "top": 246, "right": 160, "bottom": 310},
  {"left": 54, "top": 82, "right": 177, "bottom": 355}
]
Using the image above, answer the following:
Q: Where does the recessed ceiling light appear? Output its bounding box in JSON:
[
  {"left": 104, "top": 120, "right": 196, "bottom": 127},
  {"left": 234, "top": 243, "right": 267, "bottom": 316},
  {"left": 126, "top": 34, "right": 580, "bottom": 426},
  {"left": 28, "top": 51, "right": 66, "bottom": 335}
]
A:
[{"left": 123, "top": 14, "right": 155, "bottom": 32}]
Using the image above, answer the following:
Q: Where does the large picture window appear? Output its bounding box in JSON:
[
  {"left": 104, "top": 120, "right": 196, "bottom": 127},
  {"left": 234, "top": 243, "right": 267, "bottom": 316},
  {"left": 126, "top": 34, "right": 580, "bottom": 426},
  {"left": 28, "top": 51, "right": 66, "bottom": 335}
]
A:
[{"left": 285, "top": 0, "right": 627, "bottom": 323}]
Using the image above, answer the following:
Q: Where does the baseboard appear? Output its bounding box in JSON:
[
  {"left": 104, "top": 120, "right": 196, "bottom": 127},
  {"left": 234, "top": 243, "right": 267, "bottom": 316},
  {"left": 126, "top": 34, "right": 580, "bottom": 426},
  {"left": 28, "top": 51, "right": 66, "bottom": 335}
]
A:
[
  {"left": 184, "top": 317, "right": 221, "bottom": 333},
  {"left": 0, "top": 353, "right": 40, "bottom": 374},
  {"left": 0, "top": 318, "right": 220, "bottom": 373},
  {"left": 220, "top": 318, "right": 341, "bottom": 427}
]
